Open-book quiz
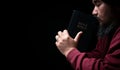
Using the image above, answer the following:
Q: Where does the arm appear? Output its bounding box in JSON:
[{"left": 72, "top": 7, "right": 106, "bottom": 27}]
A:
[
  {"left": 55, "top": 28, "right": 120, "bottom": 70},
  {"left": 66, "top": 29, "right": 120, "bottom": 70}
]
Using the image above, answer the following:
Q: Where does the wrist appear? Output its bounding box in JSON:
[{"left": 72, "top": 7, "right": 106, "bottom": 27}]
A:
[{"left": 64, "top": 48, "right": 75, "bottom": 57}]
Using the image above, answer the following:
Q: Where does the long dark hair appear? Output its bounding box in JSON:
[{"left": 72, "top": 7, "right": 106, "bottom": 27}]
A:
[
  {"left": 102, "top": 0, "right": 119, "bottom": 7},
  {"left": 101, "top": 0, "right": 120, "bottom": 23}
]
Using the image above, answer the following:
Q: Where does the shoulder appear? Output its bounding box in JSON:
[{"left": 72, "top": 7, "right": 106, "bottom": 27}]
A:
[
  {"left": 112, "top": 26, "right": 120, "bottom": 40},
  {"left": 109, "top": 26, "right": 120, "bottom": 51}
]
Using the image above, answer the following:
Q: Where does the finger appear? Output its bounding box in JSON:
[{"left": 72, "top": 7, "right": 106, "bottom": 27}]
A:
[
  {"left": 74, "top": 31, "right": 83, "bottom": 42},
  {"left": 58, "top": 31, "right": 62, "bottom": 36},
  {"left": 63, "top": 29, "right": 69, "bottom": 36},
  {"left": 55, "top": 41, "right": 58, "bottom": 46},
  {"left": 55, "top": 41, "right": 59, "bottom": 47},
  {"left": 55, "top": 35, "right": 59, "bottom": 40}
]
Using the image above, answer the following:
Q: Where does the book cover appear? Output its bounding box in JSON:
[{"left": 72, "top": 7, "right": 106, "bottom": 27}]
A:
[{"left": 67, "top": 10, "right": 99, "bottom": 52}]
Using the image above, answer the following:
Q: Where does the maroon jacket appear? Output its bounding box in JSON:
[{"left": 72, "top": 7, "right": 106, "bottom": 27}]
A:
[{"left": 67, "top": 26, "right": 120, "bottom": 70}]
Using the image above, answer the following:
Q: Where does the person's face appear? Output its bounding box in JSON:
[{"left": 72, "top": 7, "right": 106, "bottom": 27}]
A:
[{"left": 92, "top": 0, "right": 113, "bottom": 26}]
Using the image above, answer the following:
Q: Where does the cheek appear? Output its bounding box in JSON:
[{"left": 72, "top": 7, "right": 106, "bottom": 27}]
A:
[
  {"left": 99, "top": 8, "right": 111, "bottom": 23},
  {"left": 103, "top": 11, "right": 112, "bottom": 22},
  {"left": 97, "top": 10, "right": 105, "bottom": 22},
  {"left": 97, "top": 4, "right": 109, "bottom": 21}
]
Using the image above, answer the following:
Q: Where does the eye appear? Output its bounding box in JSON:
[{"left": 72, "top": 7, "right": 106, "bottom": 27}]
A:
[{"left": 93, "top": 0, "right": 102, "bottom": 6}]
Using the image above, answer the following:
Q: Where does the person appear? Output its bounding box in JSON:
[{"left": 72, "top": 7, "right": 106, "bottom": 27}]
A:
[{"left": 55, "top": 0, "right": 120, "bottom": 70}]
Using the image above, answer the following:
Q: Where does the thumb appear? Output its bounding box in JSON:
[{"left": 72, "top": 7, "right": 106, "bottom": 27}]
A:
[{"left": 74, "top": 31, "right": 83, "bottom": 42}]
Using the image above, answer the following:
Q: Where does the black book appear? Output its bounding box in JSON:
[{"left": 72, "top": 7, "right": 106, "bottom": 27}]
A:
[{"left": 67, "top": 10, "right": 99, "bottom": 52}]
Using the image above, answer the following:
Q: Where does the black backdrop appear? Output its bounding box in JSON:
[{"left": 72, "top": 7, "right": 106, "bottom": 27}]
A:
[{"left": 30, "top": 1, "right": 94, "bottom": 70}]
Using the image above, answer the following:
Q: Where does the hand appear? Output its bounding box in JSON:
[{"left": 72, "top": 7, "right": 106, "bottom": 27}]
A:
[{"left": 55, "top": 29, "right": 83, "bottom": 57}]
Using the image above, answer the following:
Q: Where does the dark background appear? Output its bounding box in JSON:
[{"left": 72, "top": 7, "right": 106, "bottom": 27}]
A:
[{"left": 30, "top": 1, "right": 94, "bottom": 70}]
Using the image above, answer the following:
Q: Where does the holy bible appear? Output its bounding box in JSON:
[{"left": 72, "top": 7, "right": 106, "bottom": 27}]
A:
[{"left": 67, "top": 10, "right": 99, "bottom": 52}]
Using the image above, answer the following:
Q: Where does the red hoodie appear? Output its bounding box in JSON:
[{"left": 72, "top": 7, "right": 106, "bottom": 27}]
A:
[{"left": 67, "top": 26, "right": 120, "bottom": 70}]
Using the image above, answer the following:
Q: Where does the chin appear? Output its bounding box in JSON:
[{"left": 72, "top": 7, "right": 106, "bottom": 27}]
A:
[
  {"left": 99, "top": 22, "right": 103, "bottom": 26},
  {"left": 99, "top": 22, "right": 105, "bottom": 27},
  {"left": 97, "top": 19, "right": 104, "bottom": 26},
  {"left": 99, "top": 21, "right": 111, "bottom": 28}
]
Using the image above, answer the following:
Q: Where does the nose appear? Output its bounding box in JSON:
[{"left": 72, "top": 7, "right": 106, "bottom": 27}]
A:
[{"left": 92, "top": 6, "right": 98, "bottom": 17}]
